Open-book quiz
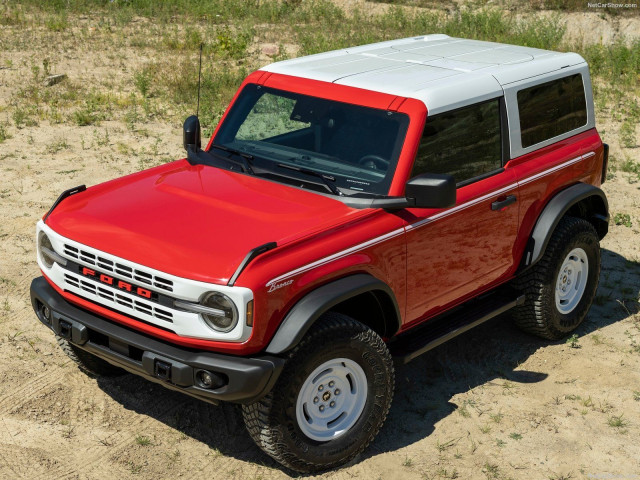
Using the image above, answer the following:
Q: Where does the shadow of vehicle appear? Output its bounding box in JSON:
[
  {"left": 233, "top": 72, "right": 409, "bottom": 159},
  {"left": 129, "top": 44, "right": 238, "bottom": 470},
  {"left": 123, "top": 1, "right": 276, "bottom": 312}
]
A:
[{"left": 95, "top": 248, "right": 640, "bottom": 472}]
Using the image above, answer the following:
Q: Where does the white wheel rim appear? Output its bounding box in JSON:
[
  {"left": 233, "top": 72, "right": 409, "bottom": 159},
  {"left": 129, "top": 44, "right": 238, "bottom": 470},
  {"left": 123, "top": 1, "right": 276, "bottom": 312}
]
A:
[
  {"left": 555, "top": 247, "right": 589, "bottom": 314},
  {"left": 295, "top": 358, "right": 368, "bottom": 442}
]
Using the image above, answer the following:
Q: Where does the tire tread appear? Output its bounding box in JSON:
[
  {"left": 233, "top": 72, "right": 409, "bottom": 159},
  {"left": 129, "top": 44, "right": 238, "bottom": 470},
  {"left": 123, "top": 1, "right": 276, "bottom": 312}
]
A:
[
  {"left": 513, "top": 216, "right": 600, "bottom": 339},
  {"left": 242, "top": 312, "right": 394, "bottom": 473}
]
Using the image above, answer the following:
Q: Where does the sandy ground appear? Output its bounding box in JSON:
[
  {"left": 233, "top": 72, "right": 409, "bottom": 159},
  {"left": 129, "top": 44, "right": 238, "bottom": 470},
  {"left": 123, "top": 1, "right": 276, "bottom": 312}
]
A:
[{"left": 1, "top": 2, "right": 640, "bottom": 479}]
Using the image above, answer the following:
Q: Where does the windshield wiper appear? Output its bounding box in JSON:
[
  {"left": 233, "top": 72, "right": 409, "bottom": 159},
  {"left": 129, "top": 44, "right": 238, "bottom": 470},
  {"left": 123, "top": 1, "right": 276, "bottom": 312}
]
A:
[
  {"left": 210, "top": 144, "right": 255, "bottom": 175},
  {"left": 276, "top": 163, "right": 343, "bottom": 196}
]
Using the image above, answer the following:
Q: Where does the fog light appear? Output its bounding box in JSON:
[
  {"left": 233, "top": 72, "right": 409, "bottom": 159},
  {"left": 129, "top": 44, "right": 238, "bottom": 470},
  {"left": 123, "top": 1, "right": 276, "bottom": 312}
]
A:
[
  {"left": 42, "top": 305, "right": 51, "bottom": 321},
  {"left": 199, "top": 371, "right": 214, "bottom": 387},
  {"left": 195, "top": 369, "right": 226, "bottom": 389}
]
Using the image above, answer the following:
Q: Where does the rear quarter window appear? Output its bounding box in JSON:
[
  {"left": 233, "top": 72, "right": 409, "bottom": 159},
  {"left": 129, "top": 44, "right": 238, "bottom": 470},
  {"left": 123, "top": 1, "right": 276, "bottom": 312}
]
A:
[{"left": 517, "top": 74, "right": 587, "bottom": 148}]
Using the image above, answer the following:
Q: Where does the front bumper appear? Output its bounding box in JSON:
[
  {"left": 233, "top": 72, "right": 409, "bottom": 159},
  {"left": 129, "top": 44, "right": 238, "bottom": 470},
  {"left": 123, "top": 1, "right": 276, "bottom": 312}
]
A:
[{"left": 30, "top": 277, "right": 285, "bottom": 405}]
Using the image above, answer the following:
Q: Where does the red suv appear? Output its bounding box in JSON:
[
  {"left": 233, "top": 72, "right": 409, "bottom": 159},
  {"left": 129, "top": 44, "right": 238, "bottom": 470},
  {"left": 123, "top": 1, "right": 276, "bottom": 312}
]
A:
[{"left": 30, "top": 35, "right": 609, "bottom": 472}]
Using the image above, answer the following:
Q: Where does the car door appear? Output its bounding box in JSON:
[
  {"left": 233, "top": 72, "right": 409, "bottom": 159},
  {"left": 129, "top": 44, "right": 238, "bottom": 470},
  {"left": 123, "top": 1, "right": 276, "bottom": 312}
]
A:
[{"left": 403, "top": 97, "right": 520, "bottom": 324}]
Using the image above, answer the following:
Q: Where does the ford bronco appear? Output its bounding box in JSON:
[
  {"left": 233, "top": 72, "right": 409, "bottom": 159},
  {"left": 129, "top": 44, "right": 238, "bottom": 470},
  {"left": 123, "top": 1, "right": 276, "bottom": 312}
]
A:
[{"left": 30, "top": 35, "right": 609, "bottom": 472}]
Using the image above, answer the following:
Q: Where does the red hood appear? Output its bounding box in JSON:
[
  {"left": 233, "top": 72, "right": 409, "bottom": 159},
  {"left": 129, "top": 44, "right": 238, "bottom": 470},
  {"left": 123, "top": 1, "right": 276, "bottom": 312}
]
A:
[{"left": 46, "top": 160, "right": 365, "bottom": 284}]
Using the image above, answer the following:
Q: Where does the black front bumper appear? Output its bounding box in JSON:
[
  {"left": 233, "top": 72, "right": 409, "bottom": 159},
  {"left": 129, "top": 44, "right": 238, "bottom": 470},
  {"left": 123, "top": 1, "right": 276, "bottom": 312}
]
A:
[{"left": 30, "top": 277, "right": 285, "bottom": 405}]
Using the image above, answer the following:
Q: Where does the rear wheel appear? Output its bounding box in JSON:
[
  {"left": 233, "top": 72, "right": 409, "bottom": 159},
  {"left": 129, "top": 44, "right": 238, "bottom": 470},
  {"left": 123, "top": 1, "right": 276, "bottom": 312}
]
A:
[
  {"left": 56, "top": 337, "right": 125, "bottom": 377},
  {"left": 242, "top": 312, "right": 394, "bottom": 473},
  {"left": 514, "top": 216, "right": 600, "bottom": 340}
]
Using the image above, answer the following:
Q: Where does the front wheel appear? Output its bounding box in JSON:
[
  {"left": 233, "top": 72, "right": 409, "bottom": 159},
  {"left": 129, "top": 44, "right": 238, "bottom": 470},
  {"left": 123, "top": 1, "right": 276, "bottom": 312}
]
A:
[
  {"left": 513, "top": 216, "right": 601, "bottom": 340},
  {"left": 242, "top": 312, "right": 394, "bottom": 473}
]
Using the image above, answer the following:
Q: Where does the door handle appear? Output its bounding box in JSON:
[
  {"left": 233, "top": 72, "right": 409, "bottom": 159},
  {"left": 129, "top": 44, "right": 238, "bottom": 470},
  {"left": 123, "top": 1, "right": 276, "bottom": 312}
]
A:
[{"left": 491, "top": 195, "right": 517, "bottom": 211}]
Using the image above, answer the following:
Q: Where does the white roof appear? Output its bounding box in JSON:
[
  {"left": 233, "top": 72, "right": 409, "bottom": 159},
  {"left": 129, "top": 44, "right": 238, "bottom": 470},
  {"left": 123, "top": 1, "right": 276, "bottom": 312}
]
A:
[{"left": 261, "top": 35, "right": 586, "bottom": 114}]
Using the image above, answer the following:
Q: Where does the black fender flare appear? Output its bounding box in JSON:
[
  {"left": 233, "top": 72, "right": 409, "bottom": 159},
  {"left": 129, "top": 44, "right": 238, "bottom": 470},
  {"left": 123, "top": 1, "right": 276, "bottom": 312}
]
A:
[
  {"left": 265, "top": 274, "right": 401, "bottom": 355},
  {"left": 521, "top": 182, "right": 609, "bottom": 269}
]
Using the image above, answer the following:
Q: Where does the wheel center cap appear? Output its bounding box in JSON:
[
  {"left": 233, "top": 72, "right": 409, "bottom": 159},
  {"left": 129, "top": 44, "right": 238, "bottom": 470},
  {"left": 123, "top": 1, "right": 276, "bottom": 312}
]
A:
[{"left": 322, "top": 391, "right": 331, "bottom": 401}]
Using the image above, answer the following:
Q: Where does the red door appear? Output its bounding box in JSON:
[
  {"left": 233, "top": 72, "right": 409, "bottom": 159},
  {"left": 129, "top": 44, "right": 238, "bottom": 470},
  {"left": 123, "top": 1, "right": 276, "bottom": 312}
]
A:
[{"left": 403, "top": 169, "right": 519, "bottom": 325}]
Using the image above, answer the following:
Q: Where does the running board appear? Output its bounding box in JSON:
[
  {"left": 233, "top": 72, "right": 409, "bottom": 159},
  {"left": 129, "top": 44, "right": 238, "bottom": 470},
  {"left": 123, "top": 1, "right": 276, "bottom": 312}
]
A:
[{"left": 389, "top": 293, "right": 525, "bottom": 364}]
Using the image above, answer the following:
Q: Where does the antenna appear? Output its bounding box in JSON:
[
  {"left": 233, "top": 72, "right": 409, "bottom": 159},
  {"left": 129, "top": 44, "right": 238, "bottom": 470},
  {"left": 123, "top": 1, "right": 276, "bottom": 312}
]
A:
[{"left": 196, "top": 43, "right": 203, "bottom": 117}]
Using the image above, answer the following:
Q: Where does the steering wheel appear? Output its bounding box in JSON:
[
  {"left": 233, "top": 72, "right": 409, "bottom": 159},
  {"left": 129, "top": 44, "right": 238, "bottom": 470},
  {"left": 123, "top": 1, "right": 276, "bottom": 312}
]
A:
[{"left": 357, "top": 155, "right": 389, "bottom": 171}]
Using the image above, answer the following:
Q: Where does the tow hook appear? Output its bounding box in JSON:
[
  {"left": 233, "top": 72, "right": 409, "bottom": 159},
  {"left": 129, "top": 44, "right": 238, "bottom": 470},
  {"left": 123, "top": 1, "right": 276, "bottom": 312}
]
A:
[
  {"left": 154, "top": 360, "right": 172, "bottom": 381},
  {"left": 59, "top": 320, "right": 72, "bottom": 340}
]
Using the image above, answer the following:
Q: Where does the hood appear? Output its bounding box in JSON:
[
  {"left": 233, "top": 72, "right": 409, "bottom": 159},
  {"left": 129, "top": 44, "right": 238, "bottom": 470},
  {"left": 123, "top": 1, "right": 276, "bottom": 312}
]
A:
[{"left": 46, "top": 160, "right": 365, "bottom": 284}]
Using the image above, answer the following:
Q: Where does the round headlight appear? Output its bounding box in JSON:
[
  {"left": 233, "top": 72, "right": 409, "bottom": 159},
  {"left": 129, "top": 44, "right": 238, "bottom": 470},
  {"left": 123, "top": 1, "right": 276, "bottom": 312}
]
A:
[
  {"left": 38, "top": 231, "right": 55, "bottom": 269},
  {"left": 200, "top": 292, "right": 238, "bottom": 333}
]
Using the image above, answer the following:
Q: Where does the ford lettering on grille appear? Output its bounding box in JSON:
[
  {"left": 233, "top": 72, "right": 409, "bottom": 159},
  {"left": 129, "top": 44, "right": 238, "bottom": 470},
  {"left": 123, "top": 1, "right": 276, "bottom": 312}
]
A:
[{"left": 79, "top": 266, "right": 156, "bottom": 300}]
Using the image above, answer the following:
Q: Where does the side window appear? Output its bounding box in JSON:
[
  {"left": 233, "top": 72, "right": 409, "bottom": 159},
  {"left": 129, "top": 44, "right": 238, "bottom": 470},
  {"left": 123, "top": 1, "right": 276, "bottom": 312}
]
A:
[
  {"left": 517, "top": 74, "right": 587, "bottom": 148},
  {"left": 411, "top": 99, "right": 502, "bottom": 185}
]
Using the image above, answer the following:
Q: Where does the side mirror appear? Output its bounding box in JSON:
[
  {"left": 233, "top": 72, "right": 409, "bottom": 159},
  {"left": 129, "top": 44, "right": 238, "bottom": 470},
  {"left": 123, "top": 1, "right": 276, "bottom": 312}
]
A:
[
  {"left": 405, "top": 173, "right": 456, "bottom": 209},
  {"left": 183, "top": 115, "right": 201, "bottom": 151}
]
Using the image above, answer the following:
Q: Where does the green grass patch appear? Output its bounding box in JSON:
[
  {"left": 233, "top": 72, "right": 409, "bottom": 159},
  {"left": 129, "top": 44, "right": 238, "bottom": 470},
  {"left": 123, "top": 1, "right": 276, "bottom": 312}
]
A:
[
  {"left": 13, "top": 0, "right": 307, "bottom": 24},
  {"left": 489, "top": 412, "right": 503, "bottom": 423},
  {"left": 369, "top": 0, "right": 455, "bottom": 8},
  {"left": 295, "top": 6, "right": 565, "bottom": 56},
  {"left": 620, "top": 156, "right": 640, "bottom": 175},
  {"left": 137, "top": 57, "right": 248, "bottom": 135},
  {"left": 44, "top": 13, "right": 68, "bottom": 32},
  {"left": 3, "top": 0, "right": 639, "bottom": 140},
  {"left": 620, "top": 121, "right": 637, "bottom": 148},
  {"left": 565, "top": 334, "right": 581, "bottom": 348},
  {"left": 613, "top": 213, "right": 632, "bottom": 228},
  {"left": 0, "top": 123, "right": 10, "bottom": 143},
  {"left": 135, "top": 434, "right": 152, "bottom": 446},
  {"left": 607, "top": 414, "right": 629, "bottom": 429},
  {"left": 583, "top": 40, "right": 640, "bottom": 86},
  {"left": 213, "top": 26, "right": 253, "bottom": 59}
]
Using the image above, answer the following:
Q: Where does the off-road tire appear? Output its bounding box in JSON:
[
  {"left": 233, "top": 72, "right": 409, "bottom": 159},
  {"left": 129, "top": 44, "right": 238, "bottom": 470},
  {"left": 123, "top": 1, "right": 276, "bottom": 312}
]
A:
[
  {"left": 242, "top": 312, "right": 394, "bottom": 473},
  {"left": 513, "top": 216, "right": 600, "bottom": 340},
  {"left": 56, "top": 336, "right": 125, "bottom": 377}
]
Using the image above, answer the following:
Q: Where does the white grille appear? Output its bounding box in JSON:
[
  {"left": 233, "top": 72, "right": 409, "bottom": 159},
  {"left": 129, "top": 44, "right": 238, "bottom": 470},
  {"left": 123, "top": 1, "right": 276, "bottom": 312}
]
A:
[
  {"left": 63, "top": 244, "right": 173, "bottom": 292},
  {"left": 64, "top": 272, "right": 174, "bottom": 323}
]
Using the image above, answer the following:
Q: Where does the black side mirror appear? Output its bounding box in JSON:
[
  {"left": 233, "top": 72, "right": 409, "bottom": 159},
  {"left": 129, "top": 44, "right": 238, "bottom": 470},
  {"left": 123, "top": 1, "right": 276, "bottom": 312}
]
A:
[
  {"left": 405, "top": 173, "right": 456, "bottom": 209},
  {"left": 183, "top": 115, "right": 201, "bottom": 151}
]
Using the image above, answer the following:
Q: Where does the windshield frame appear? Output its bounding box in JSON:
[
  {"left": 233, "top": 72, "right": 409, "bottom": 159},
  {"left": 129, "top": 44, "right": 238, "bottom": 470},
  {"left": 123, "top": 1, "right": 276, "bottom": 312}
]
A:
[{"left": 210, "top": 84, "right": 411, "bottom": 197}]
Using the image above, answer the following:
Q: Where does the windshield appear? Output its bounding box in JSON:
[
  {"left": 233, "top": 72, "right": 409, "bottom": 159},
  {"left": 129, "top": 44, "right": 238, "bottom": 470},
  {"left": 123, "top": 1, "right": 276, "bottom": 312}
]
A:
[{"left": 213, "top": 85, "right": 410, "bottom": 196}]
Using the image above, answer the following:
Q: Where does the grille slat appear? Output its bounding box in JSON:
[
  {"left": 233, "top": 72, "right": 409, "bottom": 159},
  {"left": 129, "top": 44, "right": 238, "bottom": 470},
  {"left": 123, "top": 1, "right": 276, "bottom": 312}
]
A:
[
  {"left": 80, "top": 279, "right": 96, "bottom": 294},
  {"left": 64, "top": 273, "right": 80, "bottom": 288},
  {"left": 133, "top": 274, "right": 152, "bottom": 285},
  {"left": 134, "top": 301, "right": 153, "bottom": 315},
  {"left": 97, "top": 258, "right": 114, "bottom": 271},
  {"left": 97, "top": 286, "right": 112, "bottom": 301},
  {"left": 154, "top": 308, "right": 173, "bottom": 322},
  {"left": 63, "top": 243, "right": 173, "bottom": 292},
  {"left": 63, "top": 271, "right": 173, "bottom": 323},
  {"left": 80, "top": 251, "right": 96, "bottom": 265},
  {"left": 153, "top": 277, "right": 173, "bottom": 292}
]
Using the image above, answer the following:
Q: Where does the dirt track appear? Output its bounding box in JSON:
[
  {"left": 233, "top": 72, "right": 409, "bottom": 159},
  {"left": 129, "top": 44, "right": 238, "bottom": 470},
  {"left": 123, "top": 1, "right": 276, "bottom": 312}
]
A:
[{"left": 1, "top": 3, "right": 640, "bottom": 479}]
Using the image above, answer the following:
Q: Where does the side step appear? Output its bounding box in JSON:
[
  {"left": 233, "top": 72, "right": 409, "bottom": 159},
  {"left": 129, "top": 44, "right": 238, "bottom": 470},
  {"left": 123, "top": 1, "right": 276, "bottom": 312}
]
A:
[{"left": 389, "top": 292, "right": 525, "bottom": 364}]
